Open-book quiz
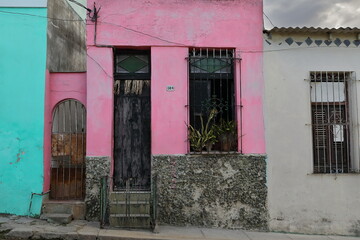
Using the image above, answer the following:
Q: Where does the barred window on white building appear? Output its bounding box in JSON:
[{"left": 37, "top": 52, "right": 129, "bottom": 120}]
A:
[{"left": 310, "top": 71, "right": 360, "bottom": 174}]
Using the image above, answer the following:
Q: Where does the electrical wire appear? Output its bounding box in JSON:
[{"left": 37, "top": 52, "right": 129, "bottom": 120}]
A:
[
  {"left": 1, "top": 9, "right": 359, "bottom": 53},
  {"left": 263, "top": 11, "right": 275, "bottom": 28},
  {"left": 67, "top": 0, "right": 92, "bottom": 13},
  {"left": 0, "top": 9, "right": 189, "bottom": 46},
  {"left": 0, "top": 9, "right": 84, "bottom": 22},
  {"left": 87, "top": 53, "right": 112, "bottom": 78},
  {"left": 99, "top": 21, "right": 187, "bottom": 46}
]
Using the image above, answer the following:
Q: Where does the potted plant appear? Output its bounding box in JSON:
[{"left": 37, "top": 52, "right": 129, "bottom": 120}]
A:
[
  {"left": 188, "top": 109, "right": 218, "bottom": 152},
  {"left": 213, "top": 119, "right": 237, "bottom": 152}
]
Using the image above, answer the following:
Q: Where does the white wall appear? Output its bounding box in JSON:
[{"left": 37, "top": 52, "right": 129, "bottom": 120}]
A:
[{"left": 264, "top": 32, "right": 360, "bottom": 236}]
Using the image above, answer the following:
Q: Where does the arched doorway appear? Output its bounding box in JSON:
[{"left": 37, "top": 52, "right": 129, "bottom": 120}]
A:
[{"left": 50, "top": 99, "right": 86, "bottom": 200}]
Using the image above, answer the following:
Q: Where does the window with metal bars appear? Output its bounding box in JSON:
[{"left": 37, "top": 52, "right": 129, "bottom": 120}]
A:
[
  {"left": 310, "top": 71, "right": 357, "bottom": 173},
  {"left": 188, "top": 48, "right": 237, "bottom": 153},
  {"left": 51, "top": 99, "right": 86, "bottom": 200}
]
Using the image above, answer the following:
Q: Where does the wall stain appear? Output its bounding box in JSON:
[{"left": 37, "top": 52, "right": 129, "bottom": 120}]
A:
[
  {"left": 321, "top": 218, "right": 331, "bottom": 223},
  {"left": 153, "top": 154, "right": 268, "bottom": 230},
  {"left": 16, "top": 150, "right": 25, "bottom": 163},
  {"left": 351, "top": 220, "right": 360, "bottom": 237}
]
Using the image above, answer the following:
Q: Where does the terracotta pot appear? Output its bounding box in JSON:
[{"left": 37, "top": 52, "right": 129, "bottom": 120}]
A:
[{"left": 220, "top": 134, "right": 233, "bottom": 151}]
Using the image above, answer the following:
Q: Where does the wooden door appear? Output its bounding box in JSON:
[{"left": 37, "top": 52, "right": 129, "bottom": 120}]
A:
[{"left": 113, "top": 80, "right": 151, "bottom": 190}]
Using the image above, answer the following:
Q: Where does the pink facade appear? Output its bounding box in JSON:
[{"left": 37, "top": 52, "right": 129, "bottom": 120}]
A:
[
  {"left": 151, "top": 47, "right": 189, "bottom": 154},
  {"left": 86, "top": 0, "right": 265, "bottom": 156},
  {"left": 86, "top": 47, "right": 113, "bottom": 157},
  {"left": 43, "top": 72, "right": 87, "bottom": 191}
]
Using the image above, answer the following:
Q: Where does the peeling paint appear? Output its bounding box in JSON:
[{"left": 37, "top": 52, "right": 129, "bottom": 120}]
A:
[
  {"left": 16, "top": 150, "right": 25, "bottom": 163},
  {"left": 351, "top": 220, "right": 360, "bottom": 237}
]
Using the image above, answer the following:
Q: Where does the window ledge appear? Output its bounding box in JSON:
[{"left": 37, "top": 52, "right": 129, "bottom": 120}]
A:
[
  {"left": 188, "top": 151, "right": 240, "bottom": 156},
  {"left": 308, "top": 172, "right": 360, "bottom": 176}
]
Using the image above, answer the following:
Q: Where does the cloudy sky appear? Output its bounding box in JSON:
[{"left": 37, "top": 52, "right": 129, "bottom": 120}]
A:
[{"left": 263, "top": 0, "right": 360, "bottom": 29}]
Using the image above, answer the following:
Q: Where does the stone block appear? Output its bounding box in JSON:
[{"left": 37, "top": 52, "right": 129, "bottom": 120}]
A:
[
  {"left": 42, "top": 213, "right": 73, "bottom": 224},
  {"left": 0, "top": 226, "right": 12, "bottom": 234},
  {"left": 42, "top": 201, "right": 85, "bottom": 220},
  {"left": 6, "top": 228, "right": 34, "bottom": 239},
  {"left": 0, "top": 217, "right": 9, "bottom": 224}
]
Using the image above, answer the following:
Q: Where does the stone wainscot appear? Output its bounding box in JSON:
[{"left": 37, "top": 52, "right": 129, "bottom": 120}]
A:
[
  {"left": 152, "top": 154, "right": 268, "bottom": 230},
  {"left": 85, "top": 156, "right": 111, "bottom": 221}
]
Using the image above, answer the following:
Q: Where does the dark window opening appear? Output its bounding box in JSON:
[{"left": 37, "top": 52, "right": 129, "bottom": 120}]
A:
[
  {"left": 311, "top": 71, "right": 351, "bottom": 173},
  {"left": 188, "top": 48, "right": 237, "bottom": 153}
]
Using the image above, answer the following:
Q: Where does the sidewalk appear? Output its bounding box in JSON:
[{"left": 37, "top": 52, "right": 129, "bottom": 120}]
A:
[{"left": 1, "top": 215, "right": 360, "bottom": 240}]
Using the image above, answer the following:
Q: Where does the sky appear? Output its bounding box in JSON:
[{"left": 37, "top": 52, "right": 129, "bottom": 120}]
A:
[{"left": 263, "top": 0, "right": 360, "bottom": 29}]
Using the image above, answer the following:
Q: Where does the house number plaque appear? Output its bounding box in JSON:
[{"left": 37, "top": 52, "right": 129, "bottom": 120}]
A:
[{"left": 166, "top": 85, "right": 175, "bottom": 92}]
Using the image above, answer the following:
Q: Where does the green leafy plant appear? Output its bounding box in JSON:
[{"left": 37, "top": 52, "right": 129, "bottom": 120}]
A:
[
  {"left": 212, "top": 119, "right": 237, "bottom": 151},
  {"left": 188, "top": 109, "right": 218, "bottom": 152}
]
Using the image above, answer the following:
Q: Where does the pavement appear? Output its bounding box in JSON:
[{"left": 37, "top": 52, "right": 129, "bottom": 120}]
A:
[{"left": 1, "top": 215, "right": 360, "bottom": 240}]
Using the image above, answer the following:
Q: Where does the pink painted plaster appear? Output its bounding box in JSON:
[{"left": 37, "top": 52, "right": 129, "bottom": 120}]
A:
[
  {"left": 43, "top": 70, "right": 51, "bottom": 192},
  {"left": 239, "top": 53, "right": 265, "bottom": 154},
  {"left": 50, "top": 73, "right": 87, "bottom": 108},
  {"left": 86, "top": 47, "right": 114, "bottom": 156},
  {"left": 43, "top": 72, "right": 87, "bottom": 191},
  {"left": 151, "top": 47, "right": 188, "bottom": 154},
  {"left": 86, "top": 0, "right": 265, "bottom": 154},
  {"left": 87, "top": 0, "right": 263, "bottom": 49}
]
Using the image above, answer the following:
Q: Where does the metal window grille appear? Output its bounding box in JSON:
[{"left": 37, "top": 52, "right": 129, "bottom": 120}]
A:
[
  {"left": 51, "top": 99, "right": 86, "bottom": 200},
  {"left": 310, "top": 71, "right": 360, "bottom": 173},
  {"left": 188, "top": 48, "right": 237, "bottom": 153}
]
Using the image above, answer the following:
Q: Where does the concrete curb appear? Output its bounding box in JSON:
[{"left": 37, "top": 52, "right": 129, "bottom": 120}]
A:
[{"left": 1, "top": 215, "right": 360, "bottom": 240}]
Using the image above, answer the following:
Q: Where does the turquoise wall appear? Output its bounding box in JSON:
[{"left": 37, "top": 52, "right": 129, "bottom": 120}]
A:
[{"left": 0, "top": 8, "right": 47, "bottom": 216}]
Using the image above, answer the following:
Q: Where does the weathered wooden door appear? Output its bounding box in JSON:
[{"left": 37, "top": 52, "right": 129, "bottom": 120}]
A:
[
  {"left": 50, "top": 99, "right": 86, "bottom": 200},
  {"left": 113, "top": 50, "right": 151, "bottom": 190}
]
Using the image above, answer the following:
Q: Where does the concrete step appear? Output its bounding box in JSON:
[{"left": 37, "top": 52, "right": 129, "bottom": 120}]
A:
[
  {"left": 109, "top": 192, "right": 152, "bottom": 228},
  {"left": 40, "top": 213, "right": 73, "bottom": 224},
  {"left": 110, "top": 201, "right": 150, "bottom": 215},
  {"left": 42, "top": 201, "right": 85, "bottom": 220},
  {"left": 110, "top": 191, "right": 151, "bottom": 202},
  {"left": 109, "top": 214, "right": 151, "bottom": 228}
]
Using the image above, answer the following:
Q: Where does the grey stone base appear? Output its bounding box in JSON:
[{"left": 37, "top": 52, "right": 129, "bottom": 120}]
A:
[
  {"left": 152, "top": 154, "right": 268, "bottom": 230},
  {"left": 85, "top": 156, "right": 110, "bottom": 221}
]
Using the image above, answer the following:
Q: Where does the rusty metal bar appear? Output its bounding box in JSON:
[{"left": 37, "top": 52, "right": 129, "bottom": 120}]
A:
[
  {"left": 311, "top": 71, "right": 353, "bottom": 173},
  {"left": 50, "top": 99, "right": 86, "bottom": 200}
]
